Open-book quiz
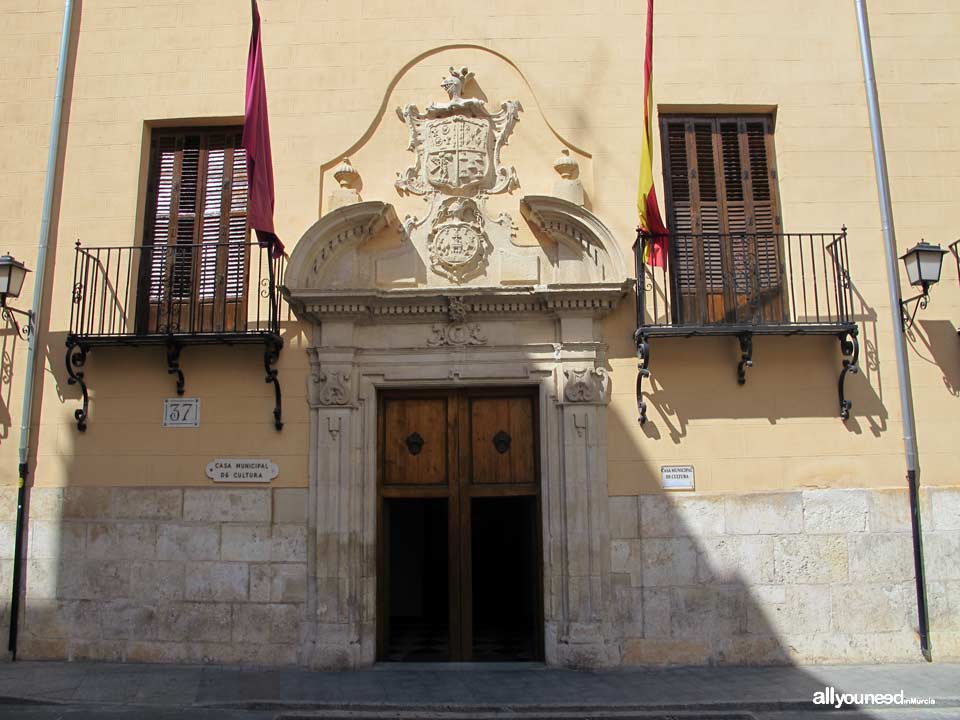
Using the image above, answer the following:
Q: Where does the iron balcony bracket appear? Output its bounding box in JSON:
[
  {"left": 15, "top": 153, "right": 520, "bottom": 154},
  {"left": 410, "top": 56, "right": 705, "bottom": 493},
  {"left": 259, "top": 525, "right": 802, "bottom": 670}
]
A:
[
  {"left": 737, "top": 333, "right": 754, "bottom": 385},
  {"left": 838, "top": 327, "right": 860, "bottom": 421},
  {"left": 636, "top": 332, "right": 650, "bottom": 424},
  {"left": 264, "top": 337, "right": 283, "bottom": 431},
  {"left": 166, "top": 341, "right": 185, "bottom": 395},
  {"left": 65, "top": 340, "right": 90, "bottom": 432}
]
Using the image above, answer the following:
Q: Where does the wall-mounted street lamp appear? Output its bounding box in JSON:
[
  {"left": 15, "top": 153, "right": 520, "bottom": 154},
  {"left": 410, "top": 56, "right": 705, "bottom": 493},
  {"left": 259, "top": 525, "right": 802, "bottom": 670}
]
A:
[
  {"left": 0, "top": 255, "right": 33, "bottom": 339},
  {"left": 899, "top": 241, "right": 947, "bottom": 330},
  {"left": 950, "top": 240, "right": 960, "bottom": 337}
]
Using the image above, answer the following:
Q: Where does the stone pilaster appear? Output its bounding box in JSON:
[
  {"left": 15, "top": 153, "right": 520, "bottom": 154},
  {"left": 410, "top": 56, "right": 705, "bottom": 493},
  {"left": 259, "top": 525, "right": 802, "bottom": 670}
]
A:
[{"left": 547, "top": 363, "right": 617, "bottom": 667}]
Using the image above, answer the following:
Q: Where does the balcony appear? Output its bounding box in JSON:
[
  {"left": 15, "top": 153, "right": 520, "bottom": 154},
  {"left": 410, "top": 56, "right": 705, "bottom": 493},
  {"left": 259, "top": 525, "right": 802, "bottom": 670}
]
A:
[
  {"left": 634, "top": 229, "right": 859, "bottom": 422},
  {"left": 65, "top": 240, "right": 285, "bottom": 431}
]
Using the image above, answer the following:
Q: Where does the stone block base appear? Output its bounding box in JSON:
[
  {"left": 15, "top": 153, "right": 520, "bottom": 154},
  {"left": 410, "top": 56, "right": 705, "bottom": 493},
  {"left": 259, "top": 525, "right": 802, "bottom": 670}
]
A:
[
  {"left": 609, "top": 487, "right": 960, "bottom": 666},
  {"left": 10, "top": 484, "right": 959, "bottom": 668},
  {"left": 18, "top": 486, "right": 308, "bottom": 666}
]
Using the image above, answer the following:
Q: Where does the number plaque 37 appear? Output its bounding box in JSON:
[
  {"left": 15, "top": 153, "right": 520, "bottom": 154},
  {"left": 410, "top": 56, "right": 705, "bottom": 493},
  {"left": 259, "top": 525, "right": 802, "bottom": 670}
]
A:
[{"left": 163, "top": 398, "right": 200, "bottom": 428}]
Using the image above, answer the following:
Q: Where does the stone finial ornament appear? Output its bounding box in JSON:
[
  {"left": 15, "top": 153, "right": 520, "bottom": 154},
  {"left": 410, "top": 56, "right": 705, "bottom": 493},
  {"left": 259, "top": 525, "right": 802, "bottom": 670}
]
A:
[
  {"left": 326, "top": 158, "right": 362, "bottom": 212},
  {"left": 334, "top": 158, "right": 360, "bottom": 189},
  {"left": 552, "top": 148, "right": 584, "bottom": 206}
]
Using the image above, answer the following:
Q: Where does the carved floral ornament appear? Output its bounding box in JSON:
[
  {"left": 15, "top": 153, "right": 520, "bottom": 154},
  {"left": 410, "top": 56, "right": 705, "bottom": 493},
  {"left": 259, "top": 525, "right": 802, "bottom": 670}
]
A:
[
  {"left": 396, "top": 67, "right": 522, "bottom": 284},
  {"left": 427, "top": 295, "right": 487, "bottom": 347},
  {"left": 563, "top": 367, "right": 609, "bottom": 403}
]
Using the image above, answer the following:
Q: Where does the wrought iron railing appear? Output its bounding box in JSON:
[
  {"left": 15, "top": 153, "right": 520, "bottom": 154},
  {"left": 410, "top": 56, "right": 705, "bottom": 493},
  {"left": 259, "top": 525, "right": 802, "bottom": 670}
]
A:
[
  {"left": 65, "top": 240, "right": 286, "bottom": 432},
  {"left": 633, "top": 229, "right": 860, "bottom": 423},
  {"left": 68, "top": 240, "right": 284, "bottom": 341},
  {"left": 635, "top": 229, "right": 854, "bottom": 332}
]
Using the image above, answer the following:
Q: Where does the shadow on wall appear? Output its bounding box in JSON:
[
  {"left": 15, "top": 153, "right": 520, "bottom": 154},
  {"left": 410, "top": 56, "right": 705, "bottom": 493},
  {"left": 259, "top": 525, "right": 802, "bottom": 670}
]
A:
[
  {"left": 16, "top": 321, "right": 310, "bottom": 665},
  {"left": 3, "top": 0, "right": 82, "bottom": 660},
  {"left": 0, "top": 328, "right": 21, "bottom": 441},
  {"left": 605, "top": 403, "right": 942, "bottom": 675},
  {"left": 635, "top": 284, "right": 888, "bottom": 443},
  {"left": 910, "top": 319, "right": 960, "bottom": 397}
]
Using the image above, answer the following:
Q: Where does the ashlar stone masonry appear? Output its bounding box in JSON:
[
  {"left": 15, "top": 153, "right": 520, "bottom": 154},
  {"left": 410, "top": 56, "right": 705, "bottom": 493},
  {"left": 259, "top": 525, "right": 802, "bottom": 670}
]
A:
[{"left": 20, "top": 486, "right": 308, "bottom": 665}]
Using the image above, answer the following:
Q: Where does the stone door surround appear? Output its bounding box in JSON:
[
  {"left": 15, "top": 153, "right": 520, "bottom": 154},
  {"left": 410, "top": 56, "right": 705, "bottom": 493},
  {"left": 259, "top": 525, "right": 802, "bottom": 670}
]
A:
[{"left": 283, "top": 195, "right": 631, "bottom": 668}]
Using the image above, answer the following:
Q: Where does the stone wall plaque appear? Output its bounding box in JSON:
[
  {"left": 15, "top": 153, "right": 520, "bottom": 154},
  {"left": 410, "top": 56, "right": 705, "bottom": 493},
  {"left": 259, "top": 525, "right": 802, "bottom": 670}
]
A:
[
  {"left": 205, "top": 458, "right": 279, "bottom": 483},
  {"left": 660, "top": 464, "right": 695, "bottom": 490},
  {"left": 162, "top": 397, "right": 200, "bottom": 428}
]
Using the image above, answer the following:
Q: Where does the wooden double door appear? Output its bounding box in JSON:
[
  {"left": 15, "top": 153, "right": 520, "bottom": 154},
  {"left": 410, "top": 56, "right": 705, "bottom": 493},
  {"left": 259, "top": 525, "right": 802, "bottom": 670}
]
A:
[{"left": 376, "top": 388, "right": 543, "bottom": 662}]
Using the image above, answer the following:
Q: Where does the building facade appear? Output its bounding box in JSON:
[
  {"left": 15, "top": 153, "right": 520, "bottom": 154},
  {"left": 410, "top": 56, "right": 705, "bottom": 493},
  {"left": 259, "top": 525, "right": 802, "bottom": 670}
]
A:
[{"left": 0, "top": 0, "right": 958, "bottom": 668}]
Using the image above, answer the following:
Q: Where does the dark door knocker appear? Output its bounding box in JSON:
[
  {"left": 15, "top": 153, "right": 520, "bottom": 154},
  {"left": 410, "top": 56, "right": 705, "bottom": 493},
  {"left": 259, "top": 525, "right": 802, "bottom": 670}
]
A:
[
  {"left": 406, "top": 432, "right": 424, "bottom": 455},
  {"left": 492, "top": 430, "right": 511, "bottom": 454}
]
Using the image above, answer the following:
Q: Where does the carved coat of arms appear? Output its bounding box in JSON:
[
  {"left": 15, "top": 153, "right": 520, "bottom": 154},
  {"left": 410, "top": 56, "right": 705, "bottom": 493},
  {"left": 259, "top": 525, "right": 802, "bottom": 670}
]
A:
[{"left": 396, "top": 67, "right": 521, "bottom": 283}]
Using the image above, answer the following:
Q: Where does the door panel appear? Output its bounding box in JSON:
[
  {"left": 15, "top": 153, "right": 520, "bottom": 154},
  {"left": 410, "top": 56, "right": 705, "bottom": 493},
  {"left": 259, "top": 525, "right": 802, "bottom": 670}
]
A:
[
  {"left": 377, "top": 388, "right": 542, "bottom": 662},
  {"left": 467, "top": 395, "right": 536, "bottom": 485},
  {"left": 382, "top": 396, "right": 450, "bottom": 486}
]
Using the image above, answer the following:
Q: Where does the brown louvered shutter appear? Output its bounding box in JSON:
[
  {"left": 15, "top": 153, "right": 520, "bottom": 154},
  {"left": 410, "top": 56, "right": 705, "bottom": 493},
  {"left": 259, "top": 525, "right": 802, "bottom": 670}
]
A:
[
  {"left": 661, "top": 119, "right": 728, "bottom": 324},
  {"left": 140, "top": 127, "right": 249, "bottom": 334},
  {"left": 660, "top": 115, "right": 785, "bottom": 324}
]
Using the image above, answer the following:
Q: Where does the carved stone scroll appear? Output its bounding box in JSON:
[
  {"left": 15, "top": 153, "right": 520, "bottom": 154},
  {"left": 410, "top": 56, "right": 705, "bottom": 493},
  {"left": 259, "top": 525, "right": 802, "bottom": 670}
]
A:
[
  {"left": 563, "top": 367, "right": 609, "bottom": 403},
  {"left": 312, "top": 369, "right": 351, "bottom": 406}
]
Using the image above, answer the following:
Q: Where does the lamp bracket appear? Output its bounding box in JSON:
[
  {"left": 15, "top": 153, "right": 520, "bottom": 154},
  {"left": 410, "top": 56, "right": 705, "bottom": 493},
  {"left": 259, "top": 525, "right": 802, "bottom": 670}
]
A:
[
  {"left": 900, "top": 291, "right": 929, "bottom": 331},
  {"left": 0, "top": 302, "right": 33, "bottom": 340}
]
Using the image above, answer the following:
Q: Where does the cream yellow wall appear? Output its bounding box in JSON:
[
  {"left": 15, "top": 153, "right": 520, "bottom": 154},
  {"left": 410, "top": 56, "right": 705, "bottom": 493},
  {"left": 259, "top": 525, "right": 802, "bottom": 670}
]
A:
[{"left": 0, "top": 0, "right": 957, "bottom": 493}]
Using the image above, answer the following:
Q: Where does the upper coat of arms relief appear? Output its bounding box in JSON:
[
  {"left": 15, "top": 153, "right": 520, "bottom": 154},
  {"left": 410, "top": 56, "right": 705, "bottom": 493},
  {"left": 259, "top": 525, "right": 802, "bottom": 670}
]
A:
[{"left": 396, "top": 67, "right": 522, "bottom": 283}]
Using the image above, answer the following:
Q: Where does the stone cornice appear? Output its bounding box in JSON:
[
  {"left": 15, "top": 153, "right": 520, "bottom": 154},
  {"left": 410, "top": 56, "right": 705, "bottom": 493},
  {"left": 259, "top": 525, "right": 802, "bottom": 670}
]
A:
[{"left": 284, "top": 282, "right": 633, "bottom": 323}]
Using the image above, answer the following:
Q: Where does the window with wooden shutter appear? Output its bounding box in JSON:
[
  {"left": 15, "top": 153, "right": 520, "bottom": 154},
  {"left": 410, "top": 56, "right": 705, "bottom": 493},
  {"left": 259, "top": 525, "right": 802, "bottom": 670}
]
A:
[
  {"left": 660, "top": 115, "right": 786, "bottom": 325},
  {"left": 138, "top": 127, "right": 250, "bottom": 334}
]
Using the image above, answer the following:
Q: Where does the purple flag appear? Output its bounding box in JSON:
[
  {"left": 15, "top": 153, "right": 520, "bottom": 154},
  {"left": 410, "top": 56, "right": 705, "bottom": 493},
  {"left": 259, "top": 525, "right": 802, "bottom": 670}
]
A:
[{"left": 242, "top": 0, "right": 283, "bottom": 258}]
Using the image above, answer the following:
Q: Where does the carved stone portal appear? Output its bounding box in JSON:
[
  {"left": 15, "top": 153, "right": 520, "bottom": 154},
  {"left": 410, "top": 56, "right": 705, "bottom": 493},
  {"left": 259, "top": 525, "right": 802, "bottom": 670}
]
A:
[
  {"left": 284, "top": 57, "right": 635, "bottom": 672},
  {"left": 396, "top": 67, "right": 522, "bottom": 283}
]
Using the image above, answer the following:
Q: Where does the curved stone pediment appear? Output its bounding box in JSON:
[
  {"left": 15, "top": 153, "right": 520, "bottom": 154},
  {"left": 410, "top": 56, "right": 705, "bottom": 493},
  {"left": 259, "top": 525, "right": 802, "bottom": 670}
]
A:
[
  {"left": 284, "top": 201, "right": 404, "bottom": 292},
  {"left": 519, "top": 195, "right": 629, "bottom": 285},
  {"left": 283, "top": 196, "right": 632, "bottom": 324}
]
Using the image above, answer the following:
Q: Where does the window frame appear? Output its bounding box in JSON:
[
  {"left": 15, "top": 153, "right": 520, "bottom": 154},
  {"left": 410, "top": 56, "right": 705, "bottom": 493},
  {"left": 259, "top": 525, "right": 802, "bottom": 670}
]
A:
[
  {"left": 658, "top": 113, "right": 787, "bottom": 326},
  {"left": 136, "top": 125, "right": 251, "bottom": 335}
]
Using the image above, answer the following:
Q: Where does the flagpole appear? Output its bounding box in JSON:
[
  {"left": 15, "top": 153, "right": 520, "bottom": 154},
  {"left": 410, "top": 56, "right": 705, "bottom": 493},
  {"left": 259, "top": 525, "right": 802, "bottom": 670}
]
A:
[{"left": 853, "top": 0, "right": 931, "bottom": 661}]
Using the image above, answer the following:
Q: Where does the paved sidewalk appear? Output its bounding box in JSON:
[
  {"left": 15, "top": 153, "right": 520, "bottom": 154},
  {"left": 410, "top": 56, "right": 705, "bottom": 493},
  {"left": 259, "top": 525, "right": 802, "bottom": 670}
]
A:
[{"left": 0, "top": 661, "right": 957, "bottom": 716}]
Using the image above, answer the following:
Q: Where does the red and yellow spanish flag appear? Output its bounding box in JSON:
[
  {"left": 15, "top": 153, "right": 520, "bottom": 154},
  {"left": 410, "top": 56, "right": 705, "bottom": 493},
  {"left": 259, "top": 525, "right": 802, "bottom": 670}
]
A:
[{"left": 638, "top": 0, "right": 668, "bottom": 266}]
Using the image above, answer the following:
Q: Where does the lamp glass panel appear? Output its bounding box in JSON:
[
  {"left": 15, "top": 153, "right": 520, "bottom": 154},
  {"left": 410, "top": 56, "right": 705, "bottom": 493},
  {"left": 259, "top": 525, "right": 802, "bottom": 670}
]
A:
[
  {"left": 918, "top": 249, "right": 943, "bottom": 284},
  {"left": 902, "top": 252, "right": 922, "bottom": 286},
  {"left": 0, "top": 266, "right": 10, "bottom": 296},
  {"left": 6, "top": 264, "right": 26, "bottom": 297}
]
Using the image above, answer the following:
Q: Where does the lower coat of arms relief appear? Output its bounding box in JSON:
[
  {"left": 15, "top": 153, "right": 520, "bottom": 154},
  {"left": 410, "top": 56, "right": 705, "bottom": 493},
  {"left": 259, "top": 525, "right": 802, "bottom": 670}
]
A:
[{"left": 428, "top": 197, "right": 487, "bottom": 283}]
